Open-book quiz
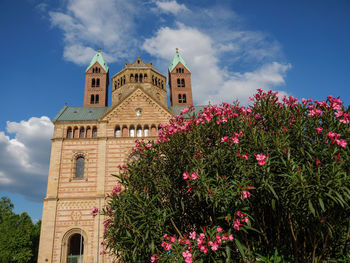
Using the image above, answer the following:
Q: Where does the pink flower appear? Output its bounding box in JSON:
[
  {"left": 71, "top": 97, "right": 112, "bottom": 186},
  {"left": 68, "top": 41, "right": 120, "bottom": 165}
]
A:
[
  {"left": 151, "top": 254, "right": 158, "bottom": 263},
  {"left": 112, "top": 184, "right": 122, "bottom": 195},
  {"left": 232, "top": 137, "right": 239, "bottom": 144},
  {"left": 240, "top": 190, "right": 251, "bottom": 200},
  {"left": 146, "top": 143, "right": 152, "bottom": 148},
  {"left": 255, "top": 153, "right": 267, "bottom": 166},
  {"left": 233, "top": 219, "right": 241, "bottom": 231},
  {"left": 191, "top": 172, "right": 198, "bottom": 180},
  {"left": 208, "top": 241, "right": 219, "bottom": 251},
  {"left": 91, "top": 207, "right": 98, "bottom": 217},
  {"left": 337, "top": 139, "right": 347, "bottom": 148},
  {"left": 185, "top": 257, "right": 193, "bottom": 263},
  {"left": 221, "top": 136, "right": 229, "bottom": 142},
  {"left": 183, "top": 172, "right": 189, "bottom": 180},
  {"left": 217, "top": 226, "right": 223, "bottom": 233},
  {"left": 228, "top": 234, "right": 234, "bottom": 241},
  {"left": 316, "top": 127, "right": 323, "bottom": 134},
  {"left": 189, "top": 231, "right": 196, "bottom": 240},
  {"left": 335, "top": 110, "right": 343, "bottom": 118},
  {"left": 182, "top": 250, "right": 192, "bottom": 258}
]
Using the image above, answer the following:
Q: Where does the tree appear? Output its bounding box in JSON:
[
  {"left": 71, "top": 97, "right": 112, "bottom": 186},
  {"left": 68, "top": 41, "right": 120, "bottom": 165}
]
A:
[
  {"left": 0, "top": 197, "right": 41, "bottom": 263},
  {"left": 102, "top": 90, "right": 350, "bottom": 262}
]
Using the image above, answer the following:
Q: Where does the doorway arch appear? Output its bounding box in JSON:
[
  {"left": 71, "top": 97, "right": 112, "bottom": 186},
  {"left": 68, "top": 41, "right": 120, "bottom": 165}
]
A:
[{"left": 61, "top": 228, "right": 87, "bottom": 263}]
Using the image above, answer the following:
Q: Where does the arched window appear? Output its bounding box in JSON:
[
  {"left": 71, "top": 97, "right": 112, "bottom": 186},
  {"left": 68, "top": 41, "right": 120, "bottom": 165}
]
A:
[
  {"left": 178, "top": 94, "right": 182, "bottom": 103},
  {"left": 123, "top": 76, "right": 126, "bottom": 85},
  {"left": 91, "top": 78, "right": 96, "bottom": 87},
  {"left": 158, "top": 79, "right": 160, "bottom": 87},
  {"left": 151, "top": 124, "right": 157, "bottom": 136},
  {"left": 75, "top": 157, "right": 85, "bottom": 178},
  {"left": 130, "top": 125, "right": 135, "bottom": 137},
  {"left": 95, "top": 94, "right": 99, "bottom": 104},
  {"left": 86, "top": 126, "right": 91, "bottom": 138},
  {"left": 144, "top": 74, "right": 147, "bottom": 81},
  {"left": 139, "top": 74, "right": 143, "bottom": 83},
  {"left": 114, "top": 82, "right": 117, "bottom": 90},
  {"left": 137, "top": 125, "right": 142, "bottom": 137},
  {"left": 92, "top": 127, "right": 97, "bottom": 138},
  {"left": 182, "top": 68, "right": 184, "bottom": 73},
  {"left": 155, "top": 77, "right": 158, "bottom": 86},
  {"left": 96, "top": 78, "right": 100, "bottom": 87},
  {"left": 67, "top": 127, "right": 72, "bottom": 138},
  {"left": 161, "top": 81, "right": 164, "bottom": 89},
  {"left": 67, "top": 233, "right": 84, "bottom": 263},
  {"left": 79, "top": 127, "right": 85, "bottom": 138},
  {"left": 73, "top": 127, "right": 79, "bottom": 138},
  {"left": 90, "top": 95, "right": 94, "bottom": 104},
  {"left": 176, "top": 68, "right": 179, "bottom": 73},
  {"left": 144, "top": 125, "right": 149, "bottom": 137},
  {"left": 152, "top": 76, "right": 154, "bottom": 85},
  {"left": 117, "top": 79, "right": 120, "bottom": 87},
  {"left": 135, "top": 74, "right": 138, "bottom": 82},
  {"left": 177, "top": 79, "right": 181, "bottom": 88},
  {"left": 130, "top": 74, "right": 134, "bottom": 82},
  {"left": 122, "top": 125, "right": 128, "bottom": 137},
  {"left": 98, "top": 68, "right": 101, "bottom": 73},
  {"left": 115, "top": 126, "right": 121, "bottom": 137},
  {"left": 183, "top": 94, "right": 187, "bottom": 103},
  {"left": 181, "top": 79, "right": 185, "bottom": 87},
  {"left": 92, "top": 68, "right": 95, "bottom": 73}
]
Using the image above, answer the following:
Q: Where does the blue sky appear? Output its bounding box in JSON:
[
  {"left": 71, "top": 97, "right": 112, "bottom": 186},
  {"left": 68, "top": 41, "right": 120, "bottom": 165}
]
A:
[{"left": 0, "top": 0, "right": 349, "bottom": 221}]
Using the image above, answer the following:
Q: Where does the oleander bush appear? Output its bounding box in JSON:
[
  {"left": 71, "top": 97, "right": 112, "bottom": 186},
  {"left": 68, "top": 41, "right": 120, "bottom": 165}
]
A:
[{"left": 101, "top": 89, "right": 350, "bottom": 262}]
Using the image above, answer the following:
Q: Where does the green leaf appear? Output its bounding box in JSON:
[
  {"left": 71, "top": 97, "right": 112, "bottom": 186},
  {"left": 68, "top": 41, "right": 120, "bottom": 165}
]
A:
[
  {"left": 318, "top": 197, "right": 325, "bottom": 212},
  {"left": 235, "top": 238, "right": 246, "bottom": 259},
  {"left": 308, "top": 199, "right": 316, "bottom": 217}
]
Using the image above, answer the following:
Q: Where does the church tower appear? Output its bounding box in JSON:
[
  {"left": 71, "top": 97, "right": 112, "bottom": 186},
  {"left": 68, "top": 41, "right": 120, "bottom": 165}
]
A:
[
  {"left": 83, "top": 49, "right": 109, "bottom": 107},
  {"left": 168, "top": 48, "right": 193, "bottom": 106}
]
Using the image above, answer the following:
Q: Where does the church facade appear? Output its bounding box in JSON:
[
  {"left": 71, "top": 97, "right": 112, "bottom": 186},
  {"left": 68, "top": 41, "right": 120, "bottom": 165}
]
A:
[{"left": 37, "top": 50, "right": 197, "bottom": 263}]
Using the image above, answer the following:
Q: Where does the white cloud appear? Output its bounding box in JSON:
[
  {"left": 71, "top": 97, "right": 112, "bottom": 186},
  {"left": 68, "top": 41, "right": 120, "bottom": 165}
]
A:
[
  {"left": 0, "top": 117, "right": 53, "bottom": 202},
  {"left": 49, "top": 0, "right": 139, "bottom": 65},
  {"left": 143, "top": 24, "right": 291, "bottom": 105},
  {"left": 154, "top": 0, "right": 189, "bottom": 15}
]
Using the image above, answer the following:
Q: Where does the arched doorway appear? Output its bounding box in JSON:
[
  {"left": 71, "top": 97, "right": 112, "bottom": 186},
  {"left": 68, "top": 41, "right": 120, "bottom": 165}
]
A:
[
  {"left": 61, "top": 228, "right": 87, "bottom": 263},
  {"left": 67, "top": 233, "right": 84, "bottom": 263}
]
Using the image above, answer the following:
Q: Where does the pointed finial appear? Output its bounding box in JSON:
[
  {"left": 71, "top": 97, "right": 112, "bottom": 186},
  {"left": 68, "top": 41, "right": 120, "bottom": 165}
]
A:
[{"left": 176, "top": 48, "right": 179, "bottom": 53}]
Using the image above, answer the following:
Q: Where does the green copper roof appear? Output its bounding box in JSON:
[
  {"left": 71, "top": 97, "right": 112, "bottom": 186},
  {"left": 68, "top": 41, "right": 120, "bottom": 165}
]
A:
[
  {"left": 86, "top": 50, "right": 109, "bottom": 73},
  {"left": 53, "top": 105, "right": 109, "bottom": 122},
  {"left": 168, "top": 49, "right": 190, "bottom": 73},
  {"left": 168, "top": 105, "right": 205, "bottom": 116}
]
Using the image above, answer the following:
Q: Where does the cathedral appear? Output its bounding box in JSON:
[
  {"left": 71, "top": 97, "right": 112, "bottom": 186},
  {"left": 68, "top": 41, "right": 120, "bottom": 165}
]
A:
[{"left": 37, "top": 49, "right": 199, "bottom": 263}]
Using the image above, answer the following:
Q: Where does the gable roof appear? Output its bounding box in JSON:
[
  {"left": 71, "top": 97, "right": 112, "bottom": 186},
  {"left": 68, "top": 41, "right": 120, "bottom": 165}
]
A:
[
  {"left": 53, "top": 105, "right": 109, "bottom": 122},
  {"left": 168, "top": 49, "right": 190, "bottom": 73},
  {"left": 86, "top": 50, "right": 109, "bottom": 73},
  {"left": 99, "top": 87, "right": 174, "bottom": 121}
]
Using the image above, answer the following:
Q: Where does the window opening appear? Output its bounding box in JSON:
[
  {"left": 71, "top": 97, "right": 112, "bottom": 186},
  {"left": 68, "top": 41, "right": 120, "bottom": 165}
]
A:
[
  {"left": 75, "top": 157, "right": 85, "bottom": 178},
  {"left": 92, "top": 127, "right": 97, "bottom": 138}
]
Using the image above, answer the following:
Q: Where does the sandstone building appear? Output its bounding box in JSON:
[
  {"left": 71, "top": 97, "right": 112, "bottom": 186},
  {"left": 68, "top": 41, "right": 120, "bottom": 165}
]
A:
[{"left": 38, "top": 49, "right": 199, "bottom": 263}]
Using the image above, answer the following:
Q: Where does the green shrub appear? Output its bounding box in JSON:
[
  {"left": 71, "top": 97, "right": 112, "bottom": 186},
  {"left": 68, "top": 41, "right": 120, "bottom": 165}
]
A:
[{"left": 102, "top": 90, "right": 350, "bottom": 262}]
